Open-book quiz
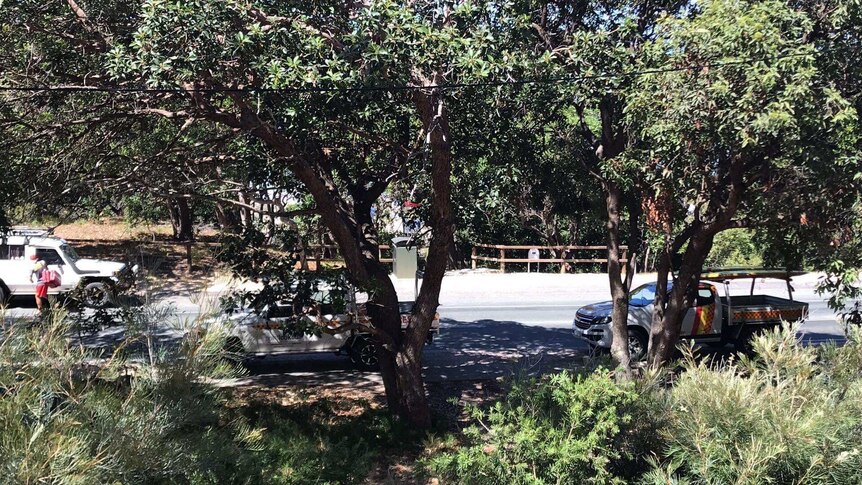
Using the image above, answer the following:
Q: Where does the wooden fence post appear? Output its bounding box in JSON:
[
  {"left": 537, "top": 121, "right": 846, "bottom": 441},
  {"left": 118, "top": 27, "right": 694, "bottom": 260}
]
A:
[
  {"left": 499, "top": 248, "right": 506, "bottom": 272},
  {"left": 471, "top": 246, "right": 477, "bottom": 270},
  {"left": 185, "top": 242, "right": 193, "bottom": 274}
]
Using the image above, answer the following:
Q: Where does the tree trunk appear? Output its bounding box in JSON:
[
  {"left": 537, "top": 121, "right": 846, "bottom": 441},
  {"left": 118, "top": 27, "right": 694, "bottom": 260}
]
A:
[
  {"left": 215, "top": 201, "right": 239, "bottom": 232},
  {"left": 362, "top": 263, "right": 408, "bottom": 416},
  {"left": 647, "top": 244, "right": 671, "bottom": 366},
  {"left": 196, "top": 90, "right": 450, "bottom": 427},
  {"left": 603, "top": 181, "right": 632, "bottom": 375},
  {"left": 167, "top": 197, "right": 194, "bottom": 241},
  {"left": 392, "top": 79, "right": 456, "bottom": 428},
  {"left": 625, "top": 196, "right": 643, "bottom": 291},
  {"left": 237, "top": 191, "right": 252, "bottom": 229},
  {"left": 647, "top": 230, "right": 715, "bottom": 365}
]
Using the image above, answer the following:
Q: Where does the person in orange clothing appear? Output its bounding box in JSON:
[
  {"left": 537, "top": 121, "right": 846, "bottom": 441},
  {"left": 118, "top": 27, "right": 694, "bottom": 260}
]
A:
[{"left": 29, "top": 254, "right": 48, "bottom": 311}]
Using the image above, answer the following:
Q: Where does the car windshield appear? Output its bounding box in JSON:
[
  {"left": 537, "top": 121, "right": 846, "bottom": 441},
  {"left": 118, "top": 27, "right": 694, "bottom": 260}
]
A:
[
  {"left": 628, "top": 283, "right": 672, "bottom": 307},
  {"left": 60, "top": 244, "right": 80, "bottom": 262}
]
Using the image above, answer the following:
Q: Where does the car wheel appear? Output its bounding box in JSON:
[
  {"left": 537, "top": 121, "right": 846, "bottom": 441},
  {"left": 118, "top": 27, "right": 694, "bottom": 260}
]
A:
[
  {"left": 82, "top": 282, "right": 113, "bottom": 308},
  {"left": 349, "top": 336, "right": 379, "bottom": 371},
  {"left": 222, "top": 337, "right": 246, "bottom": 364},
  {"left": 736, "top": 325, "right": 772, "bottom": 355},
  {"left": 627, "top": 328, "right": 648, "bottom": 362},
  {"left": 0, "top": 285, "right": 6, "bottom": 305}
]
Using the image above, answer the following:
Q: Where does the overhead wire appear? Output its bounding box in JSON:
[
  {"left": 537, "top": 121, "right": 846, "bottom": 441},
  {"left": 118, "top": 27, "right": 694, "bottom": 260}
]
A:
[{"left": 0, "top": 51, "right": 818, "bottom": 95}]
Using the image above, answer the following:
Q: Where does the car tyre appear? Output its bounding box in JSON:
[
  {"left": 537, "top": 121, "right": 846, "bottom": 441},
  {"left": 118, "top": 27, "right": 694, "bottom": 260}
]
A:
[
  {"left": 0, "top": 285, "right": 6, "bottom": 305},
  {"left": 736, "top": 325, "right": 772, "bottom": 355},
  {"left": 222, "top": 337, "right": 247, "bottom": 365},
  {"left": 349, "top": 336, "right": 379, "bottom": 371},
  {"left": 627, "top": 327, "right": 649, "bottom": 362},
  {"left": 82, "top": 281, "right": 113, "bottom": 308}
]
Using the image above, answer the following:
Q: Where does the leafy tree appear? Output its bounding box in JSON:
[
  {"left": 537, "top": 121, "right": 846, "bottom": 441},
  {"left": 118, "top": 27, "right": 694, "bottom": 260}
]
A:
[
  {"left": 0, "top": 0, "right": 519, "bottom": 426},
  {"left": 493, "top": 0, "right": 688, "bottom": 372},
  {"left": 628, "top": 0, "right": 862, "bottom": 364}
]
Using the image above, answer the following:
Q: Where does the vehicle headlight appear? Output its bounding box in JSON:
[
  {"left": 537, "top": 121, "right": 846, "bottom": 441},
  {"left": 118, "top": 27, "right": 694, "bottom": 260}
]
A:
[{"left": 597, "top": 316, "right": 612, "bottom": 325}]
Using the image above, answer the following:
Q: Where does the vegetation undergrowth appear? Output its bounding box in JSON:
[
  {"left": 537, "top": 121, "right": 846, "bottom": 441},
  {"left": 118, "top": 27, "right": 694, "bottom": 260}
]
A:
[
  {"left": 241, "top": 396, "right": 433, "bottom": 484},
  {"left": 4, "top": 304, "right": 861, "bottom": 485},
  {"left": 426, "top": 325, "right": 862, "bottom": 485},
  {"left": 0, "top": 306, "right": 439, "bottom": 484},
  {"left": 645, "top": 325, "right": 862, "bottom": 485},
  {"left": 0, "top": 308, "right": 263, "bottom": 484},
  {"left": 422, "top": 368, "right": 662, "bottom": 484}
]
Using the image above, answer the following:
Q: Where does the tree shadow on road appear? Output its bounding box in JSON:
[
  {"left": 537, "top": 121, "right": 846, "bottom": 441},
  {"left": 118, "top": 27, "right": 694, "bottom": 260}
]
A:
[{"left": 230, "top": 318, "right": 591, "bottom": 388}]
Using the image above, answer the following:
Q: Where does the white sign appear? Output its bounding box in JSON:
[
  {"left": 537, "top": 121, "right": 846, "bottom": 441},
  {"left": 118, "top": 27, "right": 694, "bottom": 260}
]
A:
[{"left": 528, "top": 248, "right": 540, "bottom": 260}]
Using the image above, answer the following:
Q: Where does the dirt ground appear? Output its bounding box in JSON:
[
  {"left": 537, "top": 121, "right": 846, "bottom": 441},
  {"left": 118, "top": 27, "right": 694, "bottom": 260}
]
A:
[
  {"left": 53, "top": 219, "right": 219, "bottom": 242},
  {"left": 53, "top": 220, "right": 223, "bottom": 295}
]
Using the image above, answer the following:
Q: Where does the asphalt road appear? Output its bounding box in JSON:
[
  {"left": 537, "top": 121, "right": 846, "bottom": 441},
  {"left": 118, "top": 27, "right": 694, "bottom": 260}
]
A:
[{"left": 2, "top": 278, "right": 847, "bottom": 386}]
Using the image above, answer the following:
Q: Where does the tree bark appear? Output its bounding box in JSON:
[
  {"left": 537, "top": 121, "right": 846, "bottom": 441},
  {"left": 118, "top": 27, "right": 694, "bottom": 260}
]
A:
[
  {"left": 401, "top": 81, "right": 456, "bottom": 427},
  {"left": 215, "top": 201, "right": 239, "bottom": 232},
  {"left": 237, "top": 191, "right": 252, "bottom": 229},
  {"left": 625, "top": 196, "right": 643, "bottom": 292},
  {"left": 167, "top": 197, "right": 194, "bottom": 241},
  {"left": 603, "top": 181, "right": 632, "bottom": 376},
  {"left": 647, "top": 230, "right": 715, "bottom": 365},
  {"left": 647, "top": 243, "right": 671, "bottom": 366}
]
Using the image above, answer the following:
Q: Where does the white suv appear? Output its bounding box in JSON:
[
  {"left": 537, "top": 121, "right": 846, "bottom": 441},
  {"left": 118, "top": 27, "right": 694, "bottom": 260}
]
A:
[{"left": 0, "top": 228, "right": 138, "bottom": 308}]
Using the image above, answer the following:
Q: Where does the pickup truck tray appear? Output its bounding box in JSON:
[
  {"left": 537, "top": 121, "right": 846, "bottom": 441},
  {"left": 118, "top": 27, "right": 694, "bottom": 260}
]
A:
[{"left": 719, "top": 295, "right": 809, "bottom": 325}]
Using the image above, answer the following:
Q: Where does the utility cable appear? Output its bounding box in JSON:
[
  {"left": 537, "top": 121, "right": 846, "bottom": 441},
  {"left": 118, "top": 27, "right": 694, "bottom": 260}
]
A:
[{"left": 0, "top": 51, "right": 818, "bottom": 95}]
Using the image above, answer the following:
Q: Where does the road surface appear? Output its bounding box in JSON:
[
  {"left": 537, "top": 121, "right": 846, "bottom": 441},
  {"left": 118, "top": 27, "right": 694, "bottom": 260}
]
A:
[{"left": 2, "top": 272, "right": 849, "bottom": 386}]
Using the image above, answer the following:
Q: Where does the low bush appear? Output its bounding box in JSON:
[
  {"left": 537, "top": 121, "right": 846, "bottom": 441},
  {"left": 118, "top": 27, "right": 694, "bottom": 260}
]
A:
[
  {"left": 428, "top": 326, "right": 862, "bottom": 485},
  {"left": 646, "top": 326, "right": 862, "bottom": 485},
  {"left": 0, "top": 309, "right": 263, "bottom": 484},
  {"left": 1, "top": 307, "right": 432, "bottom": 484},
  {"left": 423, "top": 368, "right": 660, "bottom": 484},
  {"left": 246, "top": 399, "right": 425, "bottom": 484}
]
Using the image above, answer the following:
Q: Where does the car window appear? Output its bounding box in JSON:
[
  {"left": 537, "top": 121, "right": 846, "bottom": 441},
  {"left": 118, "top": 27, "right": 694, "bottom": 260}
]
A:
[
  {"left": 36, "top": 248, "right": 65, "bottom": 265},
  {"left": 0, "top": 245, "right": 25, "bottom": 260},
  {"left": 60, "top": 244, "right": 80, "bottom": 262},
  {"left": 267, "top": 305, "right": 294, "bottom": 319},
  {"left": 696, "top": 288, "right": 714, "bottom": 306},
  {"left": 629, "top": 283, "right": 657, "bottom": 307}
]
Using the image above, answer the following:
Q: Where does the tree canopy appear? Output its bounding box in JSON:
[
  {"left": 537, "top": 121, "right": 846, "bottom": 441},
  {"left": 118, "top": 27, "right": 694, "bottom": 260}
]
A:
[{"left": 1, "top": 0, "right": 860, "bottom": 419}]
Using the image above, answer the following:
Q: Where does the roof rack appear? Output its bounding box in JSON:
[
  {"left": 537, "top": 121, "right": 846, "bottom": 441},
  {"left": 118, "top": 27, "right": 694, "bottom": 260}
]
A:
[
  {"left": 700, "top": 268, "right": 805, "bottom": 281},
  {"left": 2, "top": 227, "right": 52, "bottom": 237}
]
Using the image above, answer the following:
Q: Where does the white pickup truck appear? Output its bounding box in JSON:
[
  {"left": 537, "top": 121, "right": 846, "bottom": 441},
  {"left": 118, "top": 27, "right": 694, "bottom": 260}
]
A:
[
  {"left": 212, "top": 288, "right": 440, "bottom": 370},
  {"left": 0, "top": 228, "right": 137, "bottom": 308},
  {"left": 572, "top": 269, "right": 810, "bottom": 360}
]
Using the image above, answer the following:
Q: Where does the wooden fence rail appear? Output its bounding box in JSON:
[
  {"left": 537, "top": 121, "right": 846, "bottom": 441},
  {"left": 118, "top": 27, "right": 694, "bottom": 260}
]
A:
[
  {"left": 308, "top": 244, "right": 393, "bottom": 266},
  {"left": 471, "top": 243, "right": 628, "bottom": 273}
]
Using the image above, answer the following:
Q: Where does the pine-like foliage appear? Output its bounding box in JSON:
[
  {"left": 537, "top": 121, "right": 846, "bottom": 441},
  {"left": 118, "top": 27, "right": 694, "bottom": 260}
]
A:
[
  {"left": 424, "top": 368, "right": 660, "bottom": 484},
  {"left": 644, "top": 325, "right": 862, "bottom": 485},
  {"left": 0, "top": 308, "right": 263, "bottom": 484}
]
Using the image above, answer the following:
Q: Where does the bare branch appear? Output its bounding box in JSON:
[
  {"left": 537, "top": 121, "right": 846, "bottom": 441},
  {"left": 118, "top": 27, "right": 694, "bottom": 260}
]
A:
[{"left": 65, "top": 0, "right": 110, "bottom": 52}]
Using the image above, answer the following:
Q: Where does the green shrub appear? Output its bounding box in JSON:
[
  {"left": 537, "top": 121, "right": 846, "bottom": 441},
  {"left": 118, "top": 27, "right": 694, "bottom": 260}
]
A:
[
  {"left": 0, "top": 309, "right": 263, "bottom": 484},
  {"left": 644, "top": 325, "right": 862, "bottom": 485},
  {"left": 424, "top": 369, "right": 656, "bottom": 484},
  {"left": 429, "top": 327, "right": 862, "bottom": 485},
  {"left": 704, "top": 229, "right": 763, "bottom": 268}
]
